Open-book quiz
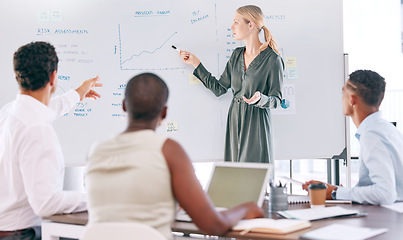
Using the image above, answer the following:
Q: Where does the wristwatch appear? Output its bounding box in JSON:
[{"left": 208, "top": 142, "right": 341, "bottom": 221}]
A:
[{"left": 331, "top": 188, "right": 337, "bottom": 200}]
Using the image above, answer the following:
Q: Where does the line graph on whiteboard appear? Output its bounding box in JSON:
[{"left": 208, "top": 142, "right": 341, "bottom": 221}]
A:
[{"left": 118, "top": 24, "right": 186, "bottom": 71}]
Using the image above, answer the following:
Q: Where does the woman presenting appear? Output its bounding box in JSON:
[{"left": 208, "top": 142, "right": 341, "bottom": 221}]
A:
[{"left": 180, "top": 5, "right": 283, "bottom": 163}]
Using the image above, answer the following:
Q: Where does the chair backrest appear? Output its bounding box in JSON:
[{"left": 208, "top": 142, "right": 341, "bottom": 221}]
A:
[{"left": 80, "top": 222, "right": 166, "bottom": 240}]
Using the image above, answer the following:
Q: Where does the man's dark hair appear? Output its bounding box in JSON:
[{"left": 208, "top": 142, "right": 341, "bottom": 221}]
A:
[
  {"left": 13, "top": 42, "right": 58, "bottom": 91},
  {"left": 124, "top": 73, "right": 169, "bottom": 121},
  {"left": 347, "top": 70, "right": 386, "bottom": 107}
]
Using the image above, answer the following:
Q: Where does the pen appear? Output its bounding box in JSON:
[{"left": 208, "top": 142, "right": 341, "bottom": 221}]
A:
[{"left": 172, "top": 45, "right": 180, "bottom": 52}]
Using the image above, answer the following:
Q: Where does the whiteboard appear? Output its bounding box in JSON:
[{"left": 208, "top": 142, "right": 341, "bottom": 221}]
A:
[{"left": 0, "top": 0, "right": 345, "bottom": 164}]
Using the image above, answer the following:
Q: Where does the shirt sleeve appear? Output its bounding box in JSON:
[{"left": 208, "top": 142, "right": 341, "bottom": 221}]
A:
[
  {"left": 49, "top": 89, "right": 80, "bottom": 119},
  {"left": 18, "top": 124, "right": 86, "bottom": 217},
  {"left": 336, "top": 131, "right": 397, "bottom": 205},
  {"left": 255, "top": 54, "right": 284, "bottom": 109},
  {"left": 193, "top": 54, "right": 233, "bottom": 97}
]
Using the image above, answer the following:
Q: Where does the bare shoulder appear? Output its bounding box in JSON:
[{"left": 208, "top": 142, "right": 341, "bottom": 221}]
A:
[
  {"left": 162, "top": 138, "right": 192, "bottom": 167},
  {"left": 162, "top": 138, "right": 185, "bottom": 156}
]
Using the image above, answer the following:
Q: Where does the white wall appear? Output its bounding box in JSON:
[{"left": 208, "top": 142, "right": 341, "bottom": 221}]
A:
[
  {"left": 401, "top": 1, "right": 403, "bottom": 51},
  {"left": 400, "top": 0, "right": 403, "bottom": 53},
  {"left": 344, "top": 0, "right": 403, "bottom": 159},
  {"left": 343, "top": 0, "right": 403, "bottom": 90}
]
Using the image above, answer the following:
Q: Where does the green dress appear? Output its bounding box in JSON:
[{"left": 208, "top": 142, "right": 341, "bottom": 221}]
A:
[{"left": 193, "top": 46, "right": 283, "bottom": 163}]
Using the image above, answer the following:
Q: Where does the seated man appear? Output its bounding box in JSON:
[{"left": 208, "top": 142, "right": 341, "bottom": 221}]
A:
[
  {"left": 303, "top": 70, "right": 403, "bottom": 205},
  {"left": 86, "top": 73, "right": 263, "bottom": 239},
  {"left": 0, "top": 42, "right": 102, "bottom": 240}
]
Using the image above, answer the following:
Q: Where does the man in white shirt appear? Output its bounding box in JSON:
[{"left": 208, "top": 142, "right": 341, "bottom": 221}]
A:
[
  {"left": 0, "top": 41, "right": 102, "bottom": 239},
  {"left": 303, "top": 70, "right": 403, "bottom": 205}
]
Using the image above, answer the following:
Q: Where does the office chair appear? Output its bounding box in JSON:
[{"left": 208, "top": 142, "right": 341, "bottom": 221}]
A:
[{"left": 80, "top": 222, "right": 166, "bottom": 240}]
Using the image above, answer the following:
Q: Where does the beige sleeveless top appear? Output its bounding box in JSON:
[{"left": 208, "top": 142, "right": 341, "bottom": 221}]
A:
[{"left": 86, "top": 130, "right": 174, "bottom": 239}]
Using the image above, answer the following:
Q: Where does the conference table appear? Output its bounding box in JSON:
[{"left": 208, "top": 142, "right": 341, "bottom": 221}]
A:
[{"left": 43, "top": 201, "right": 403, "bottom": 239}]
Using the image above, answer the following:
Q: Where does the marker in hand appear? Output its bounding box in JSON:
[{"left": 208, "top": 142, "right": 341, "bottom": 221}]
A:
[
  {"left": 173, "top": 45, "right": 190, "bottom": 61},
  {"left": 172, "top": 45, "right": 180, "bottom": 52}
]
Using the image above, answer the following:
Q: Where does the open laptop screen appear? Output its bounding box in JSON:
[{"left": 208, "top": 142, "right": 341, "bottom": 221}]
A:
[{"left": 206, "top": 163, "right": 272, "bottom": 208}]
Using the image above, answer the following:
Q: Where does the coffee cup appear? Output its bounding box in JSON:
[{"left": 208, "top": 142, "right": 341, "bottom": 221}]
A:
[{"left": 308, "top": 183, "right": 327, "bottom": 208}]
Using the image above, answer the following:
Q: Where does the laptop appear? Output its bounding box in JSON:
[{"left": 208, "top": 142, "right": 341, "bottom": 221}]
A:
[{"left": 176, "top": 162, "right": 273, "bottom": 222}]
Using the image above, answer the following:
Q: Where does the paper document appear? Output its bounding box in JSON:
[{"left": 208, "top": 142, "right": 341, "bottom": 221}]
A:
[
  {"left": 381, "top": 201, "right": 403, "bottom": 213},
  {"left": 233, "top": 218, "right": 311, "bottom": 235},
  {"left": 300, "top": 224, "right": 387, "bottom": 240},
  {"left": 277, "top": 206, "right": 360, "bottom": 221},
  {"left": 278, "top": 176, "right": 304, "bottom": 185},
  {"left": 326, "top": 200, "right": 352, "bottom": 204}
]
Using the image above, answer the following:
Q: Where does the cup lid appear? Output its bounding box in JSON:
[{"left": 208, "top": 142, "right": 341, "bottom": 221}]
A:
[{"left": 308, "top": 183, "right": 327, "bottom": 190}]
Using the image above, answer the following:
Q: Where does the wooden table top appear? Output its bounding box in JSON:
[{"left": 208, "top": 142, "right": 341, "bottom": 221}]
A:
[{"left": 44, "top": 202, "right": 403, "bottom": 239}]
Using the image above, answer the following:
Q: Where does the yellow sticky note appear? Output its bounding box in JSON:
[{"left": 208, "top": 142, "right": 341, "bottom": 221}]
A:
[
  {"left": 166, "top": 121, "right": 178, "bottom": 133},
  {"left": 285, "top": 57, "right": 297, "bottom": 68},
  {"left": 189, "top": 74, "right": 201, "bottom": 85}
]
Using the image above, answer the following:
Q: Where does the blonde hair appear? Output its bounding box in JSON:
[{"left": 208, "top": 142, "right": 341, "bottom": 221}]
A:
[{"left": 237, "top": 5, "right": 280, "bottom": 55}]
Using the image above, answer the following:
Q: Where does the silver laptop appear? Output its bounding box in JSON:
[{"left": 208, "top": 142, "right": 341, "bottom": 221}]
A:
[{"left": 176, "top": 162, "right": 272, "bottom": 222}]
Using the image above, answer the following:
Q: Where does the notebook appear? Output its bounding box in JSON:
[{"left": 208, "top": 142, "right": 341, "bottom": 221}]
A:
[
  {"left": 176, "top": 162, "right": 272, "bottom": 222},
  {"left": 277, "top": 206, "right": 360, "bottom": 221},
  {"left": 233, "top": 218, "right": 311, "bottom": 235},
  {"left": 288, "top": 195, "right": 310, "bottom": 204},
  {"left": 288, "top": 195, "right": 352, "bottom": 204}
]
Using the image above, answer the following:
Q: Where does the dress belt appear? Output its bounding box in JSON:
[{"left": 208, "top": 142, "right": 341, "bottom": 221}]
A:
[{"left": 233, "top": 98, "right": 243, "bottom": 103}]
